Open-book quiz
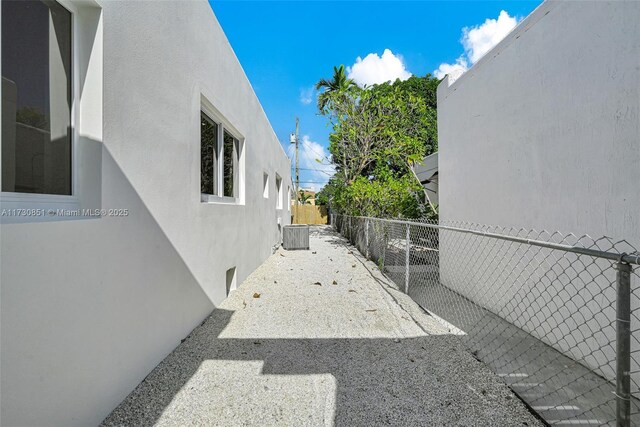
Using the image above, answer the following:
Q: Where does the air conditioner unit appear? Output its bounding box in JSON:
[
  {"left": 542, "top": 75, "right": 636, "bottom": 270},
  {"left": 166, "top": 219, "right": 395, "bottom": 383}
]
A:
[{"left": 283, "top": 225, "right": 310, "bottom": 250}]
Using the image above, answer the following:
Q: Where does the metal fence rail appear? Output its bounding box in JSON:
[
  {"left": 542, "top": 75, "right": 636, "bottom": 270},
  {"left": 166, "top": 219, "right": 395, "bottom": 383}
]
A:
[{"left": 332, "top": 214, "right": 640, "bottom": 426}]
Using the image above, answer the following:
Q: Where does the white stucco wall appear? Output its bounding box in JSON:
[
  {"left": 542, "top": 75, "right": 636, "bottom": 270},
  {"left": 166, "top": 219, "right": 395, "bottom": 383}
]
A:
[
  {"left": 438, "top": 0, "right": 639, "bottom": 239},
  {"left": 438, "top": 0, "right": 639, "bottom": 385},
  {"left": 0, "top": 1, "right": 291, "bottom": 426}
]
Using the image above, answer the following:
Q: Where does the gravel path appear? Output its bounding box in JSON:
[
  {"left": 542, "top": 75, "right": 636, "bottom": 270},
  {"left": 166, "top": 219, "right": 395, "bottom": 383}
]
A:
[{"left": 102, "top": 226, "right": 542, "bottom": 426}]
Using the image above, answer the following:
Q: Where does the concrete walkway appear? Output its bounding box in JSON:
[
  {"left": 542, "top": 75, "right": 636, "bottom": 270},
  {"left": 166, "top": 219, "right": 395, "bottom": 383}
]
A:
[{"left": 102, "top": 226, "right": 541, "bottom": 426}]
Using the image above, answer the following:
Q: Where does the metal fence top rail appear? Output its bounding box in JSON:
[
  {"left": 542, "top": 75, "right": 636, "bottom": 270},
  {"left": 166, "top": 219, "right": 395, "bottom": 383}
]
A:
[{"left": 338, "top": 215, "right": 640, "bottom": 266}]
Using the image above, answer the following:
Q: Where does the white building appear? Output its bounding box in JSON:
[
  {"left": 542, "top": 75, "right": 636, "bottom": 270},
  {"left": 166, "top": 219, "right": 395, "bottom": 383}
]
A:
[
  {"left": 438, "top": 0, "right": 639, "bottom": 242},
  {"left": 412, "top": 152, "right": 438, "bottom": 206},
  {"left": 438, "top": 0, "right": 639, "bottom": 393},
  {"left": 0, "top": 1, "right": 291, "bottom": 425}
]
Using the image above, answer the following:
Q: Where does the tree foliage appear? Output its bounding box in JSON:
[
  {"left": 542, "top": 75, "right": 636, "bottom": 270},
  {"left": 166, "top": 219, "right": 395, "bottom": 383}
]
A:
[
  {"left": 315, "top": 69, "right": 440, "bottom": 219},
  {"left": 315, "top": 179, "right": 338, "bottom": 206},
  {"left": 298, "top": 190, "right": 313, "bottom": 205},
  {"left": 16, "top": 106, "right": 48, "bottom": 130},
  {"left": 315, "top": 65, "right": 356, "bottom": 111}
]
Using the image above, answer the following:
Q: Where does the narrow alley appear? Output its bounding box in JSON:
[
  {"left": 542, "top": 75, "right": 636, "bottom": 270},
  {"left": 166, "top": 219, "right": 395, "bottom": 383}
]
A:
[{"left": 103, "top": 226, "right": 540, "bottom": 426}]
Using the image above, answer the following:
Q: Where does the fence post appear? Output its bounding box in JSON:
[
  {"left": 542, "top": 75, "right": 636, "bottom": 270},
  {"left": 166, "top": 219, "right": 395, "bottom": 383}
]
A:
[
  {"left": 405, "top": 224, "right": 410, "bottom": 294},
  {"left": 616, "top": 261, "right": 632, "bottom": 427},
  {"left": 365, "top": 218, "right": 370, "bottom": 259}
]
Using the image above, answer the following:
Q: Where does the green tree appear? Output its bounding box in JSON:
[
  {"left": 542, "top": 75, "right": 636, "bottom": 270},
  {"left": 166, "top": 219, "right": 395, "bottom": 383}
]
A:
[
  {"left": 316, "top": 178, "right": 340, "bottom": 206},
  {"left": 315, "top": 65, "right": 356, "bottom": 112},
  {"left": 370, "top": 75, "right": 439, "bottom": 156},
  {"left": 317, "top": 72, "right": 440, "bottom": 219},
  {"left": 298, "top": 190, "right": 313, "bottom": 205},
  {"left": 390, "top": 74, "right": 439, "bottom": 109}
]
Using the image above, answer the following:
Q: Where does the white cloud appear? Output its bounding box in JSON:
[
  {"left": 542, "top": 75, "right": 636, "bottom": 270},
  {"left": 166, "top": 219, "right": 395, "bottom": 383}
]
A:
[
  {"left": 347, "top": 49, "right": 412, "bottom": 87},
  {"left": 463, "top": 10, "right": 519, "bottom": 64},
  {"left": 303, "top": 182, "right": 323, "bottom": 193},
  {"left": 434, "top": 10, "right": 520, "bottom": 83},
  {"left": 286, "top": 135, "right": 335, "bottom": 192},
  {"left": 434, "top": 57, "right": 469, "bottom": 80},
  {"left": 299, "top": 86, "right": 314, "bottom": 105}
]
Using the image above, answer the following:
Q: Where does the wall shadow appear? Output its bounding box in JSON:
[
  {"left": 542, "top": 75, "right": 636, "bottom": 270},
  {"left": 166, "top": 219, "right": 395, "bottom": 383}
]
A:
[
  {"left": 1, "top": 143, "right": 214, "bottom": 426},
  {"left": 101, "top": 307, "right": 537, "bottom": 426},
  {"left": 101, "top": 225, "right": 540, "bottom": 426},
  {"left": 331, "top": 219, "right": 640, "bottom": 425}
]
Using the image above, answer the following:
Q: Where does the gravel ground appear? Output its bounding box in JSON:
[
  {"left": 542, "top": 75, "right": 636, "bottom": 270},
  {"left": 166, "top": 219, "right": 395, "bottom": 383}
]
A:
[{"left": 102, "top": 226, "right": 542, "bottom": 427}]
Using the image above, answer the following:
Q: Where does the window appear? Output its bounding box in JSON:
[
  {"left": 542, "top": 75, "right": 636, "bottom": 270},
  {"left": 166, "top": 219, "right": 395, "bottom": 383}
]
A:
[
  {"left": 223, "top": 131, "right": 238, "bottom": 198},
  {"left": 263, "top": 172, "right": 269, "bottom": 198},
  {"left": 1, "top": 0, "right": 103, "bottom": 224},
  {"left": 200, "top": 113, "right": 218, "bottom": 195},
  {"left": 225, "top": 267, "right": 237, "bottom": 296},
  {"left": 275, "top": 175, "right": 283, "bottom": 209},
  {"left": 287, "top": 186, "right": 291, "bottom": 211},
  {"left": 2, "top": 0, "right": 72, "bottom": 195},
  {"left": 200, "top": 102, "right": 244, "bottom": 203}
]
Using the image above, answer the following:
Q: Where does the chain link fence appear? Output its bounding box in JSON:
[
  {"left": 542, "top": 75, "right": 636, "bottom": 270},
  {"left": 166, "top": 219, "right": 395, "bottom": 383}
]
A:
[{"left": 332, "top": 214, "right": 640, "bottom": 426}]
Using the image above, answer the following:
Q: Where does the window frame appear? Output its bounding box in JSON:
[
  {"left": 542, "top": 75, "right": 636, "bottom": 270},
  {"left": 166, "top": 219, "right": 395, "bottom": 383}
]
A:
[
  {"left": 275, "top": 174, "right": 283, "bottom": 210},
  {"left": 263, "top": 172, "right": 269, "bottom": 199},
  {"left": 200, "top": 97, "right": 245, "bottom": 205},
  {"left": 222, "top": 129, "right": 239, "bottom": 198},
  {"left": 0, "top": 0, "right": 80, "bottom": 211},
  {"left": 200, "top": 111, "right": 219, "bottom": 197},
  {"left": 287, "top": 185, "right": 290, "bottom": 211}
]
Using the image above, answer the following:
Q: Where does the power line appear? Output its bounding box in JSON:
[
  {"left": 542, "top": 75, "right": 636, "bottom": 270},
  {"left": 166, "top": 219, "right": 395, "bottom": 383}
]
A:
[
  {"left": 297, "top": 167, "right": 334, "bottom": 174},
  {"left": 286, "top": 139, "right": 331, "bottom": 166},
  {"left": 293, "top": 169, "right": 334, "bottom": 178},
  {"left": 296, "top": 148, "right": 335, "bottom": 177},
  {"left": 301, "top": 139, "right": 331, "bottom": 165}
]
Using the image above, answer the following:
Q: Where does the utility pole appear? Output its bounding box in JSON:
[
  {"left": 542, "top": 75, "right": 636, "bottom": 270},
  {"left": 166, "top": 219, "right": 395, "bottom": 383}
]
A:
[
  {"left": 290, "top": 117, "right": 300, "bottom": 223},
  {"left": 290, "top": 118, "right": 300, "bottom": 205},
  {"left": 295, "top": 117, "right": 300, "bottom": 205}
]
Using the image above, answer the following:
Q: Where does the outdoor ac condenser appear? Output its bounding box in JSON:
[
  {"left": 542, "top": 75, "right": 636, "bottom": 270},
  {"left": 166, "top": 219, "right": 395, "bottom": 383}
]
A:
[{"left": 283, "top": 224, "right": 310, "bottom": 250}]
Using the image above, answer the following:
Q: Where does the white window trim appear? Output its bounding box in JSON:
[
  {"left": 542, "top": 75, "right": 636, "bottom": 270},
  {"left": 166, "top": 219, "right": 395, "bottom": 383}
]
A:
[
  {"left": 1, "top": 0, "right": 84, "bottom": 222},
  {"left": 275, "top": 174, "right": 283, "bottom": 210},
  {"left": 287, "top": 185, "right": 291, "bottom": 211},
  {"left": 200, "top": 96, "right": 245, "bottom": 206},
  {"left": 263, "top": 171, "right": 269, "bottom": 199}
]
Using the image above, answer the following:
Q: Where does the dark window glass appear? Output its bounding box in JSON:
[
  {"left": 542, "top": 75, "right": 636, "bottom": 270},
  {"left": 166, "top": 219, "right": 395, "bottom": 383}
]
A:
[
  {"left": 2, "top": 0, "right": 72, "bottom": 195},
  {"left": 201, "top": 113, "right": 218, "bottom": 195},
  {"left": 223, "top": 131, "right": 238, "bottom": 198}
]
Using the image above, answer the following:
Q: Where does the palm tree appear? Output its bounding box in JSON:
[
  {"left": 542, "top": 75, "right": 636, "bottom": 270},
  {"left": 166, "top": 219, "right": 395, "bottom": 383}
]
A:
[
  {"left": 315, "top": 65, "right": 356, "bottom": 111},
  {"left": 298, "top": 190, "right": 313, "bottom": 205}
]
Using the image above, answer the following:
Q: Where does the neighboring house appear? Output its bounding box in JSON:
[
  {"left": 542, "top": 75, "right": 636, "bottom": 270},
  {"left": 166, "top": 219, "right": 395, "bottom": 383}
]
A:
[
  {"left": 412, "top": 152, "right": 438, "bottom": 206},
  {"left": 0, "top": 1, "right": 291, "bottom": 426},
  {"left": 437, "top": 0, "right": 639, "bottom": 392}
]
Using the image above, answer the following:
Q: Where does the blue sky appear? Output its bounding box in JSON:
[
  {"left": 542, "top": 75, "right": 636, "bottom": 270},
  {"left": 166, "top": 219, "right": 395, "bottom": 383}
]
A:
[{"left": 210, "top": 0, "right": 542, "bottom": 191}]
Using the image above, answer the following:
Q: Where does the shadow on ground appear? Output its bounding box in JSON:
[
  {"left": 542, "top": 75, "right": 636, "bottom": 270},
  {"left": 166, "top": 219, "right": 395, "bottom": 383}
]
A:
[
  {"left": 332, "top": 220, "right": 640, "bottom": 425},
  {"left": 101, "top": 309, "right": 537, "bottom": 426},
  {"left": 102, "top": 226, "right": 541, "bottom": 426}
]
